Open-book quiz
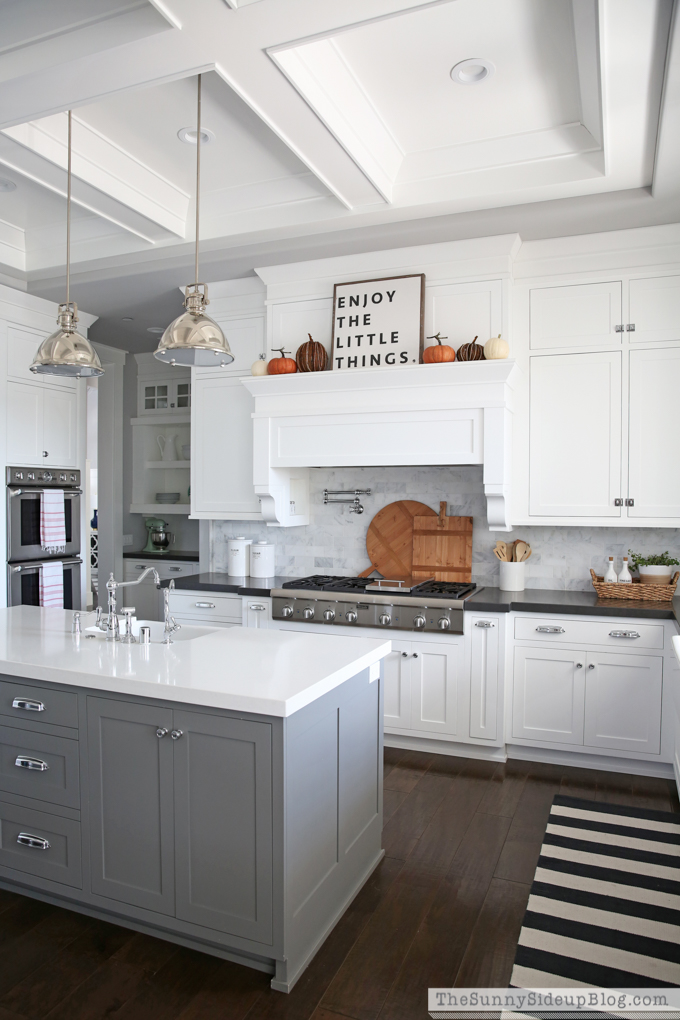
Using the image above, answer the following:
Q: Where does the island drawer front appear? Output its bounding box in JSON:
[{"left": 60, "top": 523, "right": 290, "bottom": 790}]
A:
[
  {"left": 0, "top": 727, "right": 80, "bottom": 809},
  {"left": 0, "top": 799, "right": 81, "bottom": 888},
  {"left": 168, "top": 592, "right": 242, "bottom": 623},
  {"left": 514, "top": 617, "right": 664, "bottom": 650},
  {"left": 0, "top": 679, "right": 78, "bottom": 730}
]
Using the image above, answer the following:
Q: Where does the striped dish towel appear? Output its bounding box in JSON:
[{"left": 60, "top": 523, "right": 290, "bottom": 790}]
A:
[
  {"left": 40, "top": 489, "right": 66, "bottom": 553},
  {"left": 39, "top": 561, "right": 63, "bottom": 608}
]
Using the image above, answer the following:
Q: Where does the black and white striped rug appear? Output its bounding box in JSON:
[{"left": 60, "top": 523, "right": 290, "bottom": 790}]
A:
[{"left": 511, "top": 794, "right": 680, "bottom": 989}]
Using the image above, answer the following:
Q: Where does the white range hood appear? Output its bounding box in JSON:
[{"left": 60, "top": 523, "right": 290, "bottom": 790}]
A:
[{"left": 241, "top": 361, "right": 520, "bottom": 530}]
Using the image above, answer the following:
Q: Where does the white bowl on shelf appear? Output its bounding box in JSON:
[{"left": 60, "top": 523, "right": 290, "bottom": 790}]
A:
[
  {"left": 181, "top": 444, "right": 190, "bottom": 460},
  {"left": 156, "top": 492, "right": 180, "bottom": 504}
]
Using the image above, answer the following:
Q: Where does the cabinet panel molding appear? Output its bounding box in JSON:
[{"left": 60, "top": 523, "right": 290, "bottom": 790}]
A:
[
  {"left": 628, "top": 276, "right": 680, "bottom": 343},
  {"left": 512, "top": 646, "right": 585, "bottom": 744},
  {"left": 530, "top": 282, "right": 622, "bottom": 349},
  {"left": 584, "top": 651, "right": 662, "bottom": 754},
  {"left": 628, "top": 347, "right": 680, "bottom": 518}
]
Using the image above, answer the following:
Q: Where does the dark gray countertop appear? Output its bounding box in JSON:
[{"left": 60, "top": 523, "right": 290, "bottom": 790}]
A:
[
  {"left": 123, "top": 551, "right": 199, "bottom": 562},
  {"left": 169, "top": 573, "right": 286, "bottom": 595},
  {"left": 466, "top": 586, "right": 680, "bottom": 623}
]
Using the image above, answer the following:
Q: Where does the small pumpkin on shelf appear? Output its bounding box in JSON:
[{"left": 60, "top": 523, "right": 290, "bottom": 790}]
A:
[
  {"left": 484, "top": 334, "right": 509, "bottom": 360},
  {"left": 456, "top": 335, "right": 485, "bottom": 362},
  {"left": 267, "top": 348, "right": 297, "bottom": 375},
  {"left": 251, "top": 354, "right": 268, "bottom": 376},
  {"left": 296, "top": 333, "right": 328, "bottom": 372},
  {"left": 423, "top": 332, "right": 456, "bottom": 363}
]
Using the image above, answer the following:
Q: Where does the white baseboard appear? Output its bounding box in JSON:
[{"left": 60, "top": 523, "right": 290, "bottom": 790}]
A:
[
  {"left": 506, "top": 743, "right": 675, "bottom": 779},
  {"left": 384, "top": 733, "right": 507, "bottom": 762}
]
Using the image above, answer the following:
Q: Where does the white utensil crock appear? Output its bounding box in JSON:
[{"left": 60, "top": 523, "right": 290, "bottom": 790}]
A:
[
  {"left": 227, "top": 537, "right": 252, "bottom": 576},
  {"left": 250, "top": 541, "right": 275, "bottom": 577},
  {"left": 499, "top": 561, "right": 525, "bottom": 592}
]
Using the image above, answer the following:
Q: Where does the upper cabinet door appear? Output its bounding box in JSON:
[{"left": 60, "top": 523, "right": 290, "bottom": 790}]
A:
[
  {"left": 628, "top": 347, "right": 680, "bottom": 518},
  {"left": 628, "top": 276, "right": 680, "bottom": 343},
  {"left": 210, "top": 315, "right": 265, "bottom": 376},
  {"left": 7, "top": 324, "right": 76, "bottom": 389},
  {"left": 529, "top": 352, "right": 622, "bottom": 517},
  {"left": 43, "top": 387, "right": 77, "bottom": 467},
  {"left": 530, "top": 282, "right": 622, "bottom": 350},
  {"left": 7, "top": 381, "right": 43, "bottom": 465}
]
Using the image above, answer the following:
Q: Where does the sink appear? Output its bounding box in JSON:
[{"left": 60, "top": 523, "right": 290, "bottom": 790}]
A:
[{"left": 84, "top": 619, "right": 218, "bottom": 643}]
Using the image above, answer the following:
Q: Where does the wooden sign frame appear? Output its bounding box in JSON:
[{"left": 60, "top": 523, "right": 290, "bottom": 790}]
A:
[{"left": 331, "top": 273, "right": 425, "bottom": 371}]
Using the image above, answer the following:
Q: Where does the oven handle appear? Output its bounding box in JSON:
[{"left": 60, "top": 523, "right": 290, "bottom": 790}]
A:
[
  {"left": 11, "top": 558, "right": 82, "bottom": 572},
  {"left": 9, "top": 488, "right": 82, "bottom": 496}
]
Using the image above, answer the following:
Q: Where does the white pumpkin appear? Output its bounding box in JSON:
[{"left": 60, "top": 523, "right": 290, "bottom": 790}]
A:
[
  {"left": 484, "top": 334, "right": 509, "bottom": 360},
  {"left": 251, "top": 356, "right": 268, "bottom": 376}
]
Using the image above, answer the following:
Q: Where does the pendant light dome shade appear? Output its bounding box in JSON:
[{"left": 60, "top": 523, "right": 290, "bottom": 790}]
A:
[
  {"left": 31, "top": 301, "right": 103, "bottom": 377},
  {"left": 155, "top": 284, "right": 233, "bottom": 367}
]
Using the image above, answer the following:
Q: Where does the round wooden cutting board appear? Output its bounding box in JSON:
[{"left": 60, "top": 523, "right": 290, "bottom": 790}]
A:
[{"left": 360, "top": 500, "right": 437, "bottom": 579}]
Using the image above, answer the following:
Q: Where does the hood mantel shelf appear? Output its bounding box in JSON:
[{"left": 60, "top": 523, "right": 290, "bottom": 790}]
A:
[{"left": 241, "top": 361, "right": 520, "bottom": 530}]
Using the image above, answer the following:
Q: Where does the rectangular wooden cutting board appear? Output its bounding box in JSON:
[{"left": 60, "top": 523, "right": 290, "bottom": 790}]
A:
[{"left": 411, "top": 501, "right": 473, "bottom": 581}]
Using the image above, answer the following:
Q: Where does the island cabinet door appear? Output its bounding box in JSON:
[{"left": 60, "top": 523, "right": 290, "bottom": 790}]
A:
[
  {"left": 172, "top": 710, "right": 273, "bottom": 944},
  {"left": 87, "top": 698, "right": 175, "bottom": 915}
]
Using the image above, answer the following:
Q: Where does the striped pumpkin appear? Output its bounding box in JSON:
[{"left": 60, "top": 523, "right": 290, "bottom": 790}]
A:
[
  {"left": 296, "top": 334, "right": 328, "bottom": 372},
  {"left": 456, "top": 336, "right": 485, "bottom": 362}
]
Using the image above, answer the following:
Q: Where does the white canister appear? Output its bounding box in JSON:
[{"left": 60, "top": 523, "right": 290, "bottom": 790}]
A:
[
  {"left": 227, "top": 537, "right": 252, "bottom": 577},
  {"left": 499, "top": 561, "right": 525, "bottom": 592},
  {"left": 250, "top": 541, "right": 275, "bottom": 578}
]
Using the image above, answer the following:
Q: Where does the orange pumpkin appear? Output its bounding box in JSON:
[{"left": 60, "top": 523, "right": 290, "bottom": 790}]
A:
[
  {"left": 456, "top": 335, "right": 485, "bottom": 362},
  {"left": 268, "top": 348, "right": 297, "bottom": 374},
  {"left": 296, "top": 333, "right": 328, "bottom": 372},
  {"left": 423, "top": 332, "right": 455, "bottom": 363}
]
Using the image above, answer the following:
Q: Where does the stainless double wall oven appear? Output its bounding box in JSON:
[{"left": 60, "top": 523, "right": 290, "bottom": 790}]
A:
[{"left": 6, "top": 467, "right": 82, "bottom": 609}]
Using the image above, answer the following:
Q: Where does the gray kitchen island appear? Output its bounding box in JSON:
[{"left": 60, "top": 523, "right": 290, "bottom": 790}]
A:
[{"left": 0, "top": 607, "right": 391, "bottom": 991}]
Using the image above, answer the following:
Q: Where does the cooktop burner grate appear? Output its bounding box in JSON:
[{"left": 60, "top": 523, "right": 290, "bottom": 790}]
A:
[
  {"left": 280, "top": 575, "right": 478, "bottom": 599},
  {"left": 411, "top": 580, "right": 477, "bottom": 598}
]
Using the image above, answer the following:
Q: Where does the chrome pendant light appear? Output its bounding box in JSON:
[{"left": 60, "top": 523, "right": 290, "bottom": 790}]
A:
[
  {"left": 154, "top": 75, "right": 233, "bottom": 368},
  {"left": 30, "top": 111, "right": 103, "bottom": 378}
]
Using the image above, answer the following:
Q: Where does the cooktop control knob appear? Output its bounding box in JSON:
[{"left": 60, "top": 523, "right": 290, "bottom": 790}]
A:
[
  {"left": 303, "top": 607, "right": 315, "bottom": 620},
  {"left": 281, "top": 605, "right": 293, "bottom": 618},
  {"left": 345, "top": 610, "right": 358, "bottom": 623},
  {"left": 70, "top": 474, "right": 77, "bottom": 482},
  {"left": 413, "top": 615, "right": 426, "bottom": 629},
  {"left": 437, "top": 617, "right": 451, "bottom": 630},
  {"left": 43, "top": 472, "right": 52, "bottom": 482},
  {"left": 323, "top": 609, "right": 335, "bottom": 622},
  {"left": 379, "top": 614, "right": 391, "bottom": 626}
]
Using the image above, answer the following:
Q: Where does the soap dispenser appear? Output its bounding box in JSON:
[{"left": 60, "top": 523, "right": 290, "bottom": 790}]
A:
[
  {"left": 604, "top": 557, "right": 617, "bottom": 583},
  {"left": 618, "top": 557, "right": 632, "bottom": 584}
]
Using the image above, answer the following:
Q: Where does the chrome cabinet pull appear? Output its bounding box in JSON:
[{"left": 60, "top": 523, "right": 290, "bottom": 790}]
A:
[
  {"left": 156, "top": 728, "right": 168, "bottom": 739},
  {"left": 614, "top": 498, "right": 623, "bottom": 506},
  {"left": 17, "top": 833, "right": 50, "bottom": 850},
  {"left": 475, "top": 621, "right": 494, "bottom": 628},
  {"left": 536, "top": 626, "right": 565, "bottom": 634},
  {"left": 625, "top": 498, "right": 635, "bottom": 507},
  {"left": 12, "top": 698, "right": 45, "bottom": 712},
  {"left": 609, "top": 630, "right": 640, "bottom": 639},
  {"left": 15, "top": 756, "right": 49, "bottom": 771},
  {"left": 170, "top": 729, "right": 183, "bottom": 740},
  {"left": 169, "top": 567, "right": 181, "bottom": 572},
  {"left": 194, "top": 602, "right": 215, "bottom": 609},
  {"left": 249, "top": 604, "right": 266, "bottom": 611}
]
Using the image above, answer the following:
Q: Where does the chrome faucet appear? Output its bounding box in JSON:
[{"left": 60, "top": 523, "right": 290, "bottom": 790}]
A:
[
  {"left": 162, "top": 580, "right": 181, "bottom": 645},
  {"left": 72, "top": 606, "right": 102, "bottom": 637},
  {"left": 104, "top": 568, "right": 161, "bottom": 642}
]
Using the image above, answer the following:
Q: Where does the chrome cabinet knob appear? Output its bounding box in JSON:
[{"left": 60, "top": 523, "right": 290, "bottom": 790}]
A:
[
  {"left": 323, "top": 609, "right": 335, "bottom": 622},
  {"left": 575, "top": 663, "right": 583, "bottom": 669},
  {"left": 413, "top": 615, "right": 426, "bottom": 629},
  {"left": 588, "top": 664, "right": 595, "bottom": 670},
  {"left": 379, "top": 614, "right": 391, "bottom": 626},
  {"left": 401, "top": 651, "right": 408, "bottom": 657},
  {"left": 156, "top": 728, "right": 168, "bottom": 738},
  {"left": 303, "top": 607, "right": 315, "bottom": 620},
  {"left": 345, "top": 610, "right": 358, "bottom": 623},
  {"left": 170, "top": 729, "right": 183, "bottom": 740},
  {"left": 437, "top": 617, "right": 451, "bottom": 630}
]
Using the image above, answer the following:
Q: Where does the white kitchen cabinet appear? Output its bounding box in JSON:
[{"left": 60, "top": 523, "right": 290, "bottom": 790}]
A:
[
  {"left": 628, "top": 275, "right": 680, "bottom": 343},
  {"left": 410, "top": 640, "right": 462, "bottom": 737},
  {"left": 243, "top": 597, "right": 271, "bottom": 629},
  {"left": 530, "top": 281, "right": 623, "bottom": 350},
  {"left": 7, "top": 379, "right": 78, "bottom": 468},
  {"left": 584, "top": 651, "right": 662, "bottom": 754},
  {"left": 7, "top": 323, "right": 77, "bottom": 390},
  {"left": 383, "top": 641, "right": 412, "bottom": 730},
  {"left": 469, "top": 617, "right": 500, "bottom": 740},
  {"left": 190, "top": 373, "right": 262, "bottom": 520},
  {"left": 529, "top": 351, "right": 622, "bottom": 517},
  {"left": 512, "top": 646, "right": 586, "bottom": 744},
  {"left": 628, "top": 346, "right": 680, "bottom": 518}
]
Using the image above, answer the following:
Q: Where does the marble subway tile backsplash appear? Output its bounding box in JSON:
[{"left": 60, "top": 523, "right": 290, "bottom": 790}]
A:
[{"left": 210, "top": 466, "right": 679, "bottom": 591}]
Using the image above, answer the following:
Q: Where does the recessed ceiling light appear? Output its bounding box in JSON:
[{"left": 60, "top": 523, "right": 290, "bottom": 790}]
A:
[
  {"left": 0, "top": 178, "right": 16, "bottom": 192},
  {"left": 121, "top": 316, "right": 133, "bottom": 322},
  {"left": 147, "top": 327, "right": 165, "bottom": 334},
  {"left": 450, "top": 58, "right": 495, "bottom": 85},
  {"left": 177, "top": 126, "right": 215, "bottom": 145}
]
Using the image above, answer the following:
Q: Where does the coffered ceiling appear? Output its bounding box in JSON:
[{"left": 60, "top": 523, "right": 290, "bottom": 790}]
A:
[{"left": 0, "top": 0, "right": 677, "bottom": 350}]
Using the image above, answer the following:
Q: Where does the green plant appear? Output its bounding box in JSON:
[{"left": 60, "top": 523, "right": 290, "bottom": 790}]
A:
[{"left": 628, "top": 550, "right": 680, "bottom": 569}]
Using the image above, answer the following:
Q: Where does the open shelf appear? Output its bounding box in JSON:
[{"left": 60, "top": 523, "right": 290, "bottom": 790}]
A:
[
  {"left": 130, "top": 504, "right": 191, "bottom": 515},
  {"left": 144, "top": 461, "right": 191, "bottom": 469}
]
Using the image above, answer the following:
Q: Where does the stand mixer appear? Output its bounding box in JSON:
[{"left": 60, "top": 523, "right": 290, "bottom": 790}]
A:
[{"left": 143, "top": 517, "right": 173, "bottom": 554}]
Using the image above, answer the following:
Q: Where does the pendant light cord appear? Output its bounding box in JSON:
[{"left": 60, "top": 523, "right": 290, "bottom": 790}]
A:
[
  {"left": 66, "top": 109, "right": 72, "bottom": 307},
  {"left": 195, "top": 74, "right": 201, "bottom": 288}
]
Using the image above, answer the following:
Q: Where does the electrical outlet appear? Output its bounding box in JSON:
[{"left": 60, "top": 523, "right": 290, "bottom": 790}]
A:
[{"left": 123, "top": 534, "right": 133, "bottom": 547}]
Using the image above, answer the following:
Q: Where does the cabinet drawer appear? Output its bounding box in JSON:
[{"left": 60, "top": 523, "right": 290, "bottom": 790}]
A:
[
  {"left": 124, "top": 561, "right": 198, "bottom": 581},
  {"left": 0, "top": 800, "right": 81, "bottom": 887},
  {"left": 513, "top": 617, "right": 664, "bottom": 650},
  {"left": 0, "top": 679, "right": 78, "bottom": 730},
  {"left": 168, "top": 592, "right": 242, "bottom": 622},
  {"left": 0, "top": 727, "right": 79, "bottom": 809},
  {"left": 173, "top": 616, "right": 239, "bottom": 630}
]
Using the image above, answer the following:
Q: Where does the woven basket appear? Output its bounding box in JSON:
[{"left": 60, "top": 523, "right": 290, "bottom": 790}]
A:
[{"left": 590, "top": 568, "right": 679, "bottom": 601}]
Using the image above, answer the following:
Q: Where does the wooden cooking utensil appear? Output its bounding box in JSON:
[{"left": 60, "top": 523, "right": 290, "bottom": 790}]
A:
[
  {"left": 494, "top": 540, "right": 508, "bottom": 561},
  {"left": 514, "top": 540, "right": 529, "bottom": 563},
  {"left": 411, "top": 501, "right": 473, "bottom": 581},
  {"left": 359, "top": 500, "right": 437, "bottom": 578},
  {"left": 493, "top": 547, "right": 505, "bottom": 561}
]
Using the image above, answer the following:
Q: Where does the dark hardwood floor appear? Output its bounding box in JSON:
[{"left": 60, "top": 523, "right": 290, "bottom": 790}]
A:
[{"left": 0, "top": 750, "right": 677, "bottom": 1020}]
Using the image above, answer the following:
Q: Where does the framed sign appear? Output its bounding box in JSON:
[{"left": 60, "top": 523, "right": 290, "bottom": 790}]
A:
[{"left": 332, "top": 274, "right": 425, "bottom": 371}]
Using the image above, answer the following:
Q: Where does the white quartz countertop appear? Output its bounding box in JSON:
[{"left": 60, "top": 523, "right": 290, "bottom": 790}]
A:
[{"left": 0, "top": 607, "right": 392, "bottom": 717}]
